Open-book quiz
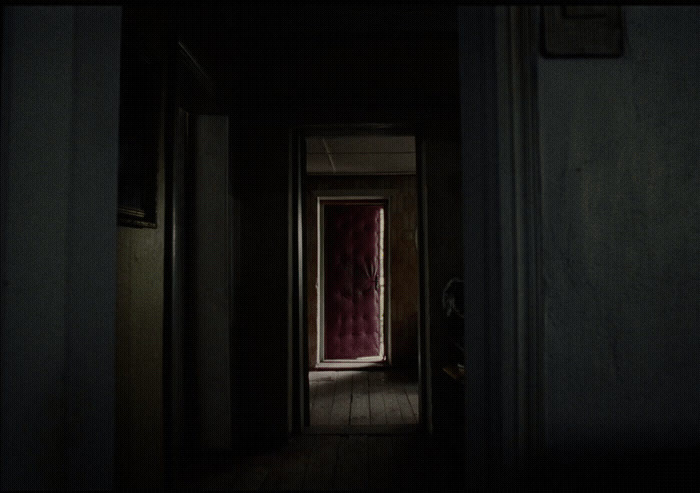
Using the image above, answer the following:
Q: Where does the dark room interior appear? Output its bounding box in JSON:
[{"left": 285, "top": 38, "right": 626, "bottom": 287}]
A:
[{"left": 1, "top": 5, "right": 700, "bottom": 490}]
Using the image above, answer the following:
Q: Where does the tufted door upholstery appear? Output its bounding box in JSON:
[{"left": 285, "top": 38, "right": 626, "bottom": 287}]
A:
[{"left": 324, "top": 202, "right": 383, "bottom": 359}]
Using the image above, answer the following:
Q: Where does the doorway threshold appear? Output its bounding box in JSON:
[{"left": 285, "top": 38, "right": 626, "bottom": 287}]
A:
[
  {"left": 303, "top": 424, "right": 419, "bottom": 435},
  {"left": 314, "top": 361, "right": 388, "bottom": 370}
]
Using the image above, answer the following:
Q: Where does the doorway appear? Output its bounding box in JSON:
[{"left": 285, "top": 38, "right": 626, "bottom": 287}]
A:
[
  {"left": 293, "top": 128, "right": 424, "bottom": 432},
  {"left": 319, "top": 199, "right": 387, "bottom": 363}
]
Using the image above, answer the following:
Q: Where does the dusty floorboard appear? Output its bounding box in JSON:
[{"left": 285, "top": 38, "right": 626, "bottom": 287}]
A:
[{"left": 310, "top": 370, "right": 418, "bottom": 427}]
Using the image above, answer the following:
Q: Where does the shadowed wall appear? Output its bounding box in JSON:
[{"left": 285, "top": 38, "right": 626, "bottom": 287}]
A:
[{"left": 538, "top": 6, "right": 700, "bottom": 458}]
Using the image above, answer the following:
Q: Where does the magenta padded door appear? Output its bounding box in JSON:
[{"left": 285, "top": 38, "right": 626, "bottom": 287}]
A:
[{"left": 323, "top": 202, "right": 384, "bottom": 360}]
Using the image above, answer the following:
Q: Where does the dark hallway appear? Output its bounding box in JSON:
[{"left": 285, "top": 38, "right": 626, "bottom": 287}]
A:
[{"left": 3, "top": 5, "right": 700, "bottom": 491}]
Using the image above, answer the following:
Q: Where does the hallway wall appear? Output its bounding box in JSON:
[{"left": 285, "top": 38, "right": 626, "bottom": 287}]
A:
[
  {"left": 538, "top": 6, "right": 700, "bottom": 457},
  {"left": 0, "top": 6, "right": 121, "bottom": 490},
  {"left": 116, "top": 125, "right": 165, "bottom": 488},
  {"left": 115, "top": 6, "right": 168, "bottom": 488}
]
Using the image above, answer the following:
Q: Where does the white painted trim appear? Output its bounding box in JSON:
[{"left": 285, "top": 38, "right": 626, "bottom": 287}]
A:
[{"left": 316, "top": 195, "right": 391, "bottom": 366}]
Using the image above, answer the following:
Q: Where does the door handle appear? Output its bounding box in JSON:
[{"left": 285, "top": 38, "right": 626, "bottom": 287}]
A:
[{"left": 374, "top": 275, "right": 379, "bottom": 291}]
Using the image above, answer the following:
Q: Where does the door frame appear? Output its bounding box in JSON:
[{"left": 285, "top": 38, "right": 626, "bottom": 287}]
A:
[
  {"left": 316, "top": 195, "right": 391, "bottom": 367},
  {"left": 289, "top": 123, "right": 430, "bottom": 433},
  {"left": 459, "top": 6, "right": 544, "bottom": 487}
]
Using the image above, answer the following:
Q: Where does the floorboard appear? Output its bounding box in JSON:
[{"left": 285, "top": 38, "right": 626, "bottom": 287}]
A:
[
  {"left": 259, "top": 437, "right": 308, "bottom": 491},
  {"left": 329, "top": 371, "right": 352, "bottom": 425},
  {"left": 396, "top": 384, "right": 416, "bottom": 424},
  {"left": 407, "top": 387, "right": 419, "bottom": 419},
  {"left": 310, "top": 372, "right": 335, "bottom": 426},
  {"left": 334, "top": 435, "right": 368, "bottom": 491},
  {"left": 350, "top": 372, "right": 370, "bottom": 425},
  {"left": 368, "top": 371, "right": 388, "bottom": 425},
  {"left": 365, "top": 435, "right": 394, "bottom": 491},
  {"left": 310, "top": 370, "right": 417, "bottom": 427},
  {"left": 301, "top": 434, "right": 342, "bottom": 491},
  {"left": 180, "top": 432, "right": 464, "bottom": 491},
  {"left": 383, "top": 381, "right": 403, "bottom": 425}
]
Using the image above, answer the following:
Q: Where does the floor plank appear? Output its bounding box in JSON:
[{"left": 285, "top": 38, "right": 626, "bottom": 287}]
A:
[
  {"left": 366, "top": 435, "right": 394, "bottom": 491},
  {"left": 334, "top": 435, "right": 368, "bottom": 491},
  {"left": 383, "top": 380, "right": 403, "bottom": 425},
  {"left": 259, "top": 438, "right": 309, "bottom": 491},
  {"left": 396, "top": 385, "right": 416, "bottom": 424},
  {"left": 350, "top": 371, "right": 370, "bottom": 425},
  {"left": 406, "top": 385, "right": 419, "bottom": 420},
  {"left": 201, "top": 468, "right": 266, "bottom": 491},
  {"left": 301, "top": 434, "right": 342, "bottom": 491},
  {"left": 310, "top": 370, "right": 418, "bottom": 427},
  {"left": 185, "top": 431, "right": 464, "bottom": 492},
  {"left": 329, "top": 371, "right": 352, "bottom": 425},
  {"left": 368, "top": 371, "right": 388, "bottom": 425},
  {"left": 310, "top": 372, "right": 336, "bottom": 426}
]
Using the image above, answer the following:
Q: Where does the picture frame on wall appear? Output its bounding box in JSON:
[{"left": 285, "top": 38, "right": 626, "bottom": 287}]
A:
[
  {"left": 117, "top": 24, "right": 161, "bottom": 228},
  {"left": 542, "top": 6, "right": 623, "bottom": 58}
]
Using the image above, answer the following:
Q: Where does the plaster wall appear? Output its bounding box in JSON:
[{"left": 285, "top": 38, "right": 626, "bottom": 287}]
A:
[
  {"left": 195, "top": 115, "right": 232, "bottom": 451},
  {"left": 116, "top": 110, "right": 165, "bottom": 487},
  {"left": 0, "top": 7, "right": 121, "bottom": 489},
  {"left": 538, "top": 6, "right": 700, "bottom": 456},
  {"left": 115, "top": 7, "right": 168, "bottom": 487}
]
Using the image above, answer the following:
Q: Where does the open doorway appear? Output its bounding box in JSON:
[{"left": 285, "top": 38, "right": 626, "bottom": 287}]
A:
[
  {"left": 299, "top": 130, "right": 421, "bottom": 431},
  {"left": 318, "top": 199, "right": 388, "bottom": 364}
]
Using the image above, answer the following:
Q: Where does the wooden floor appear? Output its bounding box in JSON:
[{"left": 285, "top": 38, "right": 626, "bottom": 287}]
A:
[
  {"left": 174, "top": 370, "right": 449, "bottom": 491},
  {"left": 176, "top": 437, "right": 700, "bottom": 491},
  {"left": 179, "top": 433, "right": 463, "bottom": 491},
  {"left": 309, "top": 370, "right": 418, "bottom": 427}
]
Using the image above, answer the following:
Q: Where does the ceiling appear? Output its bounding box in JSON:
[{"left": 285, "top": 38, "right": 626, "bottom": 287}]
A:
[
  {"left": 306, "top": 136, "right": 415, "bottom": 175},
  {"left": 178, "top": 6, "right": 458, "bottom": 87}
]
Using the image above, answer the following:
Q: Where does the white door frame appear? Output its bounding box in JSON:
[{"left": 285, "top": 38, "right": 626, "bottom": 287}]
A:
[{"left": 315, "top": 194, "right": 392, "bottom": 368}]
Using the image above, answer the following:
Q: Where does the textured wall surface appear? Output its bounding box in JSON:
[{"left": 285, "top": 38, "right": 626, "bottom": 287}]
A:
[
  {"left": 114, "top": 8, "right": 169, "bottom": 487},
  {"left": 116, "top": 73, "right": 165, "bottom": 493},
  {"left": 306, "top": 175, "right": 419, "bottom": 370},
  {"left": 0, "top": 7, "right": 120, "bottom": 489},
  {"left": 195, "top": 115, "right": 231, "bottom": 451},
  {"left": 116, "top": 134, "right": 165, "bottom": 487},
  {"left": 538, "top": 6, "right": 700, "bottom": 456}
]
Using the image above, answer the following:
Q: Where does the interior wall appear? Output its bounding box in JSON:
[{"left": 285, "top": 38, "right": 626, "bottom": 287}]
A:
[
  {"left": 194, "top": 115, "right": 232, "bottom": 451},
  {"left": 229, "top": 124, "right": 291, "bottom": 447},
  {"left": 538, "top": 6, "right": 700, "bottom": 458},
  {"left": 116, "top": 103, "right": 165, "bottom": 488},
  {"left": 0, "top": 6, "right": 121, "bottom": 490},
  {"left": 306, "top": 175, "right": 419, "bottom": 371},
  {"left": 423, "top": 125, "right": 463, "bottom": 436},
  {"left": 115, "top": 6, "right": 168, "bottom": 488}
]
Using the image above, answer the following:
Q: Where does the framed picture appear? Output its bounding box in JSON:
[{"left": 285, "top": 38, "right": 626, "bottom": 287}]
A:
[
  {"left": 117, "top": 24, "right": 161, "bottom": 228},
  {"left": 542, "top": 6, "right": 623, "bottom": 58}
]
